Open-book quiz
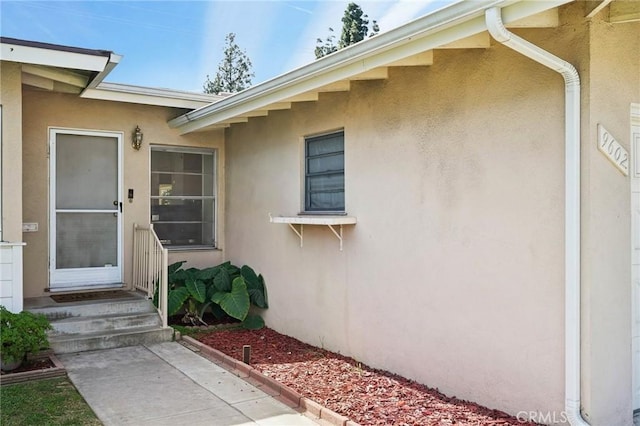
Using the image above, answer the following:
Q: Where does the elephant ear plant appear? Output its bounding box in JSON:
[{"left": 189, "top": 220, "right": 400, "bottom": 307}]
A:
[
  {"left": 163, "top": 261, "right": 268, "bottom": 329},
  {"left": 0, "top": 306, "right": 53, "bottom": 371}
]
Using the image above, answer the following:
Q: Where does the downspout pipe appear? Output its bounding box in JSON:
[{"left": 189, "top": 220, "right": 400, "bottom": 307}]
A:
[{"left": 485, "top": 7, "right": 587, "bottom": 426}]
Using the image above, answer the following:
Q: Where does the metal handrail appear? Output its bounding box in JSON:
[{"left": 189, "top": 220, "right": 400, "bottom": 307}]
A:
[{"left": 133, "top": 223, "right": 168, "bottom": 328}]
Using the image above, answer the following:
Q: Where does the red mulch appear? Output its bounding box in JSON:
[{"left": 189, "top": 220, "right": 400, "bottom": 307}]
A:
[{"left": 197, "top": 328, "right": 537, "bottom": 426}]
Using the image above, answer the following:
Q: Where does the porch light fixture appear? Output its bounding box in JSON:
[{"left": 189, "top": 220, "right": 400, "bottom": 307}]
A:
[{"left": 132, "top": 125, "right": 143, "bottom": 151}]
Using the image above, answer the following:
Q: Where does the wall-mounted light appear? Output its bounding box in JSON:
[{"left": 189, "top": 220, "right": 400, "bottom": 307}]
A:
[{"left": 132, "top": 125, "right": 143, "bottom": 151}]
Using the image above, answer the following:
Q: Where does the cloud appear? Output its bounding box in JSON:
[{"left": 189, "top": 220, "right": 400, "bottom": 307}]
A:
[{"left": 284, "top": 2, "right": 314, "bottom": 15}]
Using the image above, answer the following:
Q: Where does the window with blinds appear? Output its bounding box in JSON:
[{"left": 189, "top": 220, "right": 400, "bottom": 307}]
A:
[{"left": 305, "top": 131, "right": 345, "bottom": 212}]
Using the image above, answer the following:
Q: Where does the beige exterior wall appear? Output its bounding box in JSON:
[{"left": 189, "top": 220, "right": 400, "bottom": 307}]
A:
[
  {"left": 21, "top": 90, "right": 224, "bottom": 297},
  {"left": 225, "top": 28, "right": 574, "bottom": 417},
  {"left": 9, "top": 2, "right": 636, "bottom": 421},
  {"left": 580, "top": 12, "right": 640, "bottom": 425},
  {"left": 224, "top": 9, "right": 638, "bottom": 420},
  {"left": 1, "top": 61, "right": 23, "bottom": 243}
]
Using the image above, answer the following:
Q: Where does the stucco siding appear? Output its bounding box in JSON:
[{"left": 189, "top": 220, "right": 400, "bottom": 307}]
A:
[
  {"left": 225, "top": 32, "right": 570, "bottom": 415},
  {"left": 1, "top": 61, "right": 23, "bottom": 243},
  {"left": 21, "top": 90, "right": 224, "bottom": 297},
  {"left": 580, "top": 14, "right": 640, "bottom": 425}
]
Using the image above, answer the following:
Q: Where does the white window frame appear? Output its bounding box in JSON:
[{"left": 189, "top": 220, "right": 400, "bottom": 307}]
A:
[
  {"left": 304, "top": 130, "right": 345, "bottom": 214},
  {"left": 150, "top": 145, "right": 217, "bottom": 249}
]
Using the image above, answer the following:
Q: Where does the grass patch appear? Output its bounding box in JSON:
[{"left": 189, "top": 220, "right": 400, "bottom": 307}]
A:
[
  {"left": 1, "top": 377, "right": 101, "bottom": 426},
  {"left": 171, "top": 324, "right": 204, "bottom": 338},
  {"left": 172, "top": 323, "right": 242, "bottom": 338}
]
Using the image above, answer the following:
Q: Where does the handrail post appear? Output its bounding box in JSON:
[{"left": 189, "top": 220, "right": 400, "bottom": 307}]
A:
[
  {"left": 161, "top": 248, "right": 168, "bottom": 328},
  {"left": 147, "top": 224, "right": 155, "bottom": 299},
  {"left": 133, "top": 223, "right": 139, "bottom": 290}
]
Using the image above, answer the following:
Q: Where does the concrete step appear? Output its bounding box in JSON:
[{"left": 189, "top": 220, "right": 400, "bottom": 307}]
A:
[
  {"left": 49, "top": 326, "right": 174, "bottom": 354},
  {"left": 49, "top": 312, "right": 162, "bottom": 336},
  {"left": 26, "top": 292, "right": 174, "bottom": 354},
  {"left": 28, "top": 296, "right": 156, "bottom": 321}
]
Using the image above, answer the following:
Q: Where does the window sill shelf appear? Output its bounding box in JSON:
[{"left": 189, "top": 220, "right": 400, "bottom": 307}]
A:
[{"left": 269, "top": 214, "right": 356, "bottom": 250}]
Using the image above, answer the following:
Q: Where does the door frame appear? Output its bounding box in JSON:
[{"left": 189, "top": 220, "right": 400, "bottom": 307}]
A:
[
  {"left": 631, "top": 103, "right": 640, "bottom": 413},
  {"left": 48, "top": 127, "right": 124, "bottom": 290}
]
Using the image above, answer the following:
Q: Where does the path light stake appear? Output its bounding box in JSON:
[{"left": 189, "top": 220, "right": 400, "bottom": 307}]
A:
[{"left": 243, "top": 345, "right": 251, "bottom": 365}]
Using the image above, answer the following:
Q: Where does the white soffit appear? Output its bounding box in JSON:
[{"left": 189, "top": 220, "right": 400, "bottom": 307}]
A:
[
  {"left": 170, "top": 0, "right": 572, "bottom": 134},
  {"left": 610, "top": 0, "right": 640, "bottom": 23},
  {"left": 22, "top": 64, "right": 89, "bottom": 88}
]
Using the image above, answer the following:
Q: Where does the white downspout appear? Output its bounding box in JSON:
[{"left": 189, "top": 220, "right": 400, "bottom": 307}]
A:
[{"left": 485, "top": 7, "right": 587, "bottom": 426}]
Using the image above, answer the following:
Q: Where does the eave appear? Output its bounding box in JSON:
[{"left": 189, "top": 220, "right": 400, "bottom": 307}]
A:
[
  {"left": 169, "top": 0, "right": 570, "bottom": 134},
  {"left": 82, "top": 82, "right": 224, "bottom": 109},
  {"left": 1, "top": 37, "right": 121, "bottom": 95}
]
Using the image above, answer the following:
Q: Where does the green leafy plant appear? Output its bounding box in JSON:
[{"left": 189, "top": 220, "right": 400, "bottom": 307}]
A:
[
  {"left": 164, "top": 261, "right": 268, "bottom": 329},
  {"left": 0, "top": 306, "right": 53, "bottom": 370}
]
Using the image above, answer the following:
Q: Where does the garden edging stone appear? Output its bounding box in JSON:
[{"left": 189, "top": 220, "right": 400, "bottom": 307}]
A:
[{"left": 180, "top": 335, "right": 359, "bottom": 426}]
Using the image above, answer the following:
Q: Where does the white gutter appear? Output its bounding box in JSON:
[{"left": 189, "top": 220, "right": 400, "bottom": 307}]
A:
[
  {"left": 485, "top": 7, "right": 587, "bottom": 426},
  {"left": 81, "top": 52, "right": 122, "bottom": 94},
  {"left": 170, "top": 0, "right": 572, "bottom": 133},
  {"left": 82, "top": 82, "right": 223, "bottom": 109}
]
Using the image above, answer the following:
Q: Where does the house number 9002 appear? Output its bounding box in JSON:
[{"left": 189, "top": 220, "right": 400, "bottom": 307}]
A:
[{"left": 598, "top": 124, "right": 629, "bottom": 176}]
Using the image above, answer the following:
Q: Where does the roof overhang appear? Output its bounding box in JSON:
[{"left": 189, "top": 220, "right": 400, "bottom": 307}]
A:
[
  {"left": 169, "top": 0, "right": 572, "bottom": 134},
  {"left": 1, "top": 36, "right": 121, "bottom": 95},
  {"left": 82, "top": 82, "right": 224, "bottom": 109},
  {"left": 0, "top": 37, "right": 116, "bottom": 72},
  {"left": 1, "top": 37, "right": 221, "bottom": 108}
]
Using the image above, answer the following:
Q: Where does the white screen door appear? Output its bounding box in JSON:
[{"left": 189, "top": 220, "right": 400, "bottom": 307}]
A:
[{"left": 49, "top": 129, "right": 122, "bottom": 289}]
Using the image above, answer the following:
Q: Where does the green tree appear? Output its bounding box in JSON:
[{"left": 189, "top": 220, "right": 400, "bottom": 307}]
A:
[
  {"left": 314, "top": 27, "right": 338, "bottom": 59},
  {"left": 203, "top": 33, "right": 255, "bottom": 94},
  {"left": 315, "top": 3, "right": 379, "bottom": 59}
]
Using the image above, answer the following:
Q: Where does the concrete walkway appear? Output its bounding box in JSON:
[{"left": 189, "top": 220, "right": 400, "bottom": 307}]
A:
[{"left": 58, "top": 342, "right": 319, "bottom": 426}]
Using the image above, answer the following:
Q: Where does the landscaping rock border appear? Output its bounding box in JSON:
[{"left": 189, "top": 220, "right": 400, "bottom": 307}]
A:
[{"left": 180, "top": 335, "right": 358, "bottom": 426}]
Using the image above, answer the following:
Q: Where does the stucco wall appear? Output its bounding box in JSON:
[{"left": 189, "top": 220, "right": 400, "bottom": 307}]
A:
[
  {"left": 0, "top": 61, "right": 23, "bottom": 243},
  {"left": 224, "top": 26, "right": 578, "bottom": 416},
  {"left": 580, "top": 12, "right": 640, "bottom": 425},
  {"left": 21, "top": 90, "right": 225, "bottom": 297}
]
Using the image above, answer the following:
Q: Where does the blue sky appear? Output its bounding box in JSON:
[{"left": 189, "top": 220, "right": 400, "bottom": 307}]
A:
[{"left": 1, "top": 1, "right": 453, "bottom": 92}]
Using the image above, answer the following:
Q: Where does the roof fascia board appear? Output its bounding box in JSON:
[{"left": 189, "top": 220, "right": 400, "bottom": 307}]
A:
[
  {"left": 82, "top": 82, "right": 221, "bottom": 109},
  {"left": 84, "top": 53, "right": 122, "bottom": 90},
  {"left": 1, "top": 42, "right": 109, "bottom": 71},
  {"left": 94, "top": 82, "right": 222, "bottom": 102},
  {"left": 171, "top": 0, "right": 572, "bottom": 133}
]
